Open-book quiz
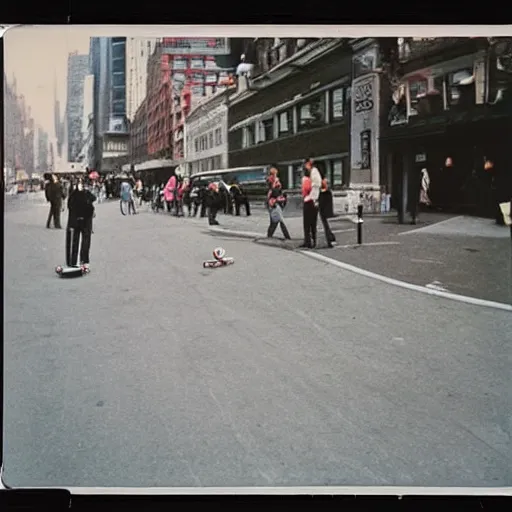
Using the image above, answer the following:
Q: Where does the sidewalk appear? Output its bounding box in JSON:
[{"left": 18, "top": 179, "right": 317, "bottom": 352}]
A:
[{"left": 206, "top": 211, "right": 512, "bottom": 305}]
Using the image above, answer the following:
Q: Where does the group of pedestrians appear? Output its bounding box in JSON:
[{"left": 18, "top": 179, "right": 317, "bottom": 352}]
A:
[{"left": 265, "top": 158, "right": 336, "bottom": 249}]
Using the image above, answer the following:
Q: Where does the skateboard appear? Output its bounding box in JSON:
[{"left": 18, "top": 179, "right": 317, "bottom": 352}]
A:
[
  {"left": 203, "top": 257, "right": 234, "bottom": 268},
  {"left": 203, "top": 247, "right": 234, "bottom": 268},
  {"left": 55, "top": 264, "right": 90, "bottom": 278}
]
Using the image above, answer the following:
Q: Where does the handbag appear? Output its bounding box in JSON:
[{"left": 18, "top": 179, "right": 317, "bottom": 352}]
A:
[{"left": 270, "top": 205, "right": 283, "bottom": 223}]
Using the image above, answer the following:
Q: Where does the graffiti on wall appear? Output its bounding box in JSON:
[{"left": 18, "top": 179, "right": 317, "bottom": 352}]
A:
[{"left": 350, "top": 73, "right": 380, "bottom": 180}]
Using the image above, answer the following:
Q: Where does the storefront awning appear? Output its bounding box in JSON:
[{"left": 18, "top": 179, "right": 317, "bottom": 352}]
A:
[
  {"left": 229, "top": 98, "right": 299, "bottom": 132},
  {"left": 134, "top": 159, "right": 177, "bottom": 172}
]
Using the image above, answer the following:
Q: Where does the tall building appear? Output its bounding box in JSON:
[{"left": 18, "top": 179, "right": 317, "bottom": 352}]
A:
[
  {"left": 66, "top": 51, "right": 90, "bottom": 162},
  {"left": 53, "top": 75, "right": 65, "bottom": 160},
  {"left": 36, "top": 127, "right": 49, "bottom": 174},
  {"left": 89, "top": 36, "right": 129, "bottom": 171},
  {"left": 126, "top": 37, "right": 158, "bottom": 121}
]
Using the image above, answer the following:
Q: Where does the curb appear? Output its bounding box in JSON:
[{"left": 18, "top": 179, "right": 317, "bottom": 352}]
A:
[
  {"left": 300, "top": 251, "right": 512, "bottom": 313},
  {"left": 207, "top": 227, "right": 262, "bottom": 239}
]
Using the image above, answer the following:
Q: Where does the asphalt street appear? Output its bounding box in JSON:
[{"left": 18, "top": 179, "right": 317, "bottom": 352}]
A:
[{"left": 3, "top": 199, "right": 512, "bottom": 488}]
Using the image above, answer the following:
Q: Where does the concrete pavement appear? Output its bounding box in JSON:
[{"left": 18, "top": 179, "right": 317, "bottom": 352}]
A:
[
  {"left": 203, "top": 209, "right": 512, "bottom": 306},
  {"left": 3, "top": 200, "right": 512, "bottom": 488}
]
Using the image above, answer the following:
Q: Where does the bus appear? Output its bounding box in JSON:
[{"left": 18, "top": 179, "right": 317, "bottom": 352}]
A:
[{"left": 189, "top": 166, "right": 269, "bottom": 198}]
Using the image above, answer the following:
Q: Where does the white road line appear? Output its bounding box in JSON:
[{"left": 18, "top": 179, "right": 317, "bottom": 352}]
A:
[
  {"left": 410, "top": 258, "right": 443, "bottom": 264},
  {"left": 398, "top": 216, "right": 464, "bottom": 235},
  {"left": 332, "top": 241, "right": 400, "bottom": 250},
  {"left": 300, "top": 250, "right": 512, "bottom": 312}
]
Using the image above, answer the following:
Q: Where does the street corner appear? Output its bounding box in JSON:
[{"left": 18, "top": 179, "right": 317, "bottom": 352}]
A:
[
  {"left": 205, "top": 226, "right": 263, "bottom": 240},
  {"left": 253, "top": 237, "right": 303, "bottom": 250}
]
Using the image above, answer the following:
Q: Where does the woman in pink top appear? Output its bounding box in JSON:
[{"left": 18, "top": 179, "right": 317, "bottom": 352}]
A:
[{"left": 163, "top": 175, "right": 177, "bottom": 214}]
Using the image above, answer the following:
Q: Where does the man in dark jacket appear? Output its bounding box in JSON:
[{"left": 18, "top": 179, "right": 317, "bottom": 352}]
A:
[
  {"left": 230, "top": 178, "right": 251, "bottom": 216},
  {"left": 206, "top": 182, "right": 222, "bottom": 226},
  {"left": 46, "top": 174, "right": 65, "bottom": 229},
  {"left": 67, "top": 179, "right": 96, "bottom": 268}
]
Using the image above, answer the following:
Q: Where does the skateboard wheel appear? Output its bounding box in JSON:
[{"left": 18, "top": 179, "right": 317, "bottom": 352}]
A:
[
  {"left": 55, "top": 266, "right": 63, "bottom": 273},
  {"left": 213, "top": 247, "right": 226, "bottom": 260}
]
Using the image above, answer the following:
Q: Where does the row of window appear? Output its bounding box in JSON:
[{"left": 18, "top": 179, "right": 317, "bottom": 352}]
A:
[
  {"left": 189, "top": 155, "right": 223, "bottom": 175},
  {"left": 241, "top": 85, "right": 350, "bottom": 148},
  {"left": 194, "top": 127, "right": 223, "bottom": 153},
  {"left": 290, "top": 158, "right": 348, "bottom": 189}
]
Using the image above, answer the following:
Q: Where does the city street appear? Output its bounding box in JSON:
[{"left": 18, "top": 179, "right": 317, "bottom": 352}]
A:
[{"left": 4, "top": 199, "right": 512, "bottom": 489}]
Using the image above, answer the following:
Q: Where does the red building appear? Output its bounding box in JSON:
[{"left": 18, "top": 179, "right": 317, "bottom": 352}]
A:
[
  {"left": 146, "top": 43, "right": 173, "bottom": 158},
  {"left": 162, "top": 38, "right": 231, "bottom": 161}
]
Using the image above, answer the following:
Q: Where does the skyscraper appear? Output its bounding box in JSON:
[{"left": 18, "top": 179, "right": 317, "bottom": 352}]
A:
[
  {"left": 89, "top": 37, "right": 128, "bottom": 171},
  {"left": 66, "top": 51, "right": 90, "bottom": 162}
]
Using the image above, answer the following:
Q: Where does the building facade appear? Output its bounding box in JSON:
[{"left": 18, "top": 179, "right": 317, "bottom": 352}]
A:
[
  {"left": 36, "top": 127, "right": 49, "bottom": 175},
  {"left": 184, "top": 89, "right": 232, "bottom": 175},
  {"left": 379, "top": 37, "right": 512, "bottom": 220},
  {"left": 90, "top": 37, "right": 129, "bottom": 171},
  {"left": 66, "top": 51, "right": 90, "bottom": 162},
  {"left": 228, "top": 39, "right": 352, "bottom": 198},
  {"left": 146, "top": 43, "right": 172, "bottom": 158},
  {"left": 126, "top": 37, "right": 159, "bottom": 121},
  {"left": 129, "top": 97, "right": 149, "bottom": 164}
]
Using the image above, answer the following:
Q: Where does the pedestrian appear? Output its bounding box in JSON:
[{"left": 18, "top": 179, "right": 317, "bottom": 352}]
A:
[
  {"left": 163, "top": 174, "right": 177, "bottom": 214},
  {"left": 300, "top": 157, "right": 322, "bottom": 249},
  {"left": 120, "top": 179, "right": 137, "bottom": 214},
  {"left": 199, "top": 183, "right": 208, "bottom": 218},
  {"left": 181, "top": 178, "right": 193, "bottom": 216},
  {"left": 266, "top": 165, "right": 290, "bottom": 240},
  {"left": 46, "top": 174, "right": 65, "bottom": 229},
  {"left": 189, "top": 181, "right": 201, "bottom": 217},
  {"left": 67, "top": 178, "right": 96, "bottom": 269},
  {"left": 206, "top": 182, "right": 222, "bottom": 226},
  {"left": 230, "top": 178, "right": 251, "bottom": 216},
  {"left": 318, "top": 172, "right": 336, "bottom": 248}
]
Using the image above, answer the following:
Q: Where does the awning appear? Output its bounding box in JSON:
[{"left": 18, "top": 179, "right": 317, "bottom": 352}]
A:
[
  {"left": 229, "top": 97, "right": 298, "bottom": 132},
  {"left": 134, "top": 159, "right": 177, "bottom": 172}
]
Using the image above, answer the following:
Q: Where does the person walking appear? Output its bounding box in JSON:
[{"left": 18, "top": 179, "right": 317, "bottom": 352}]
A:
[
  {"left": 300, "top": 157, "right": 321, "bottom": 248},
  {"left": 206, "top": 182, "right": 222, "bottom": 225},
  {"left": 67, "top": 179, "right": 96, "bottom": 269},
  {"left": 46, "top": 174, "right": 65, "bottom": 229},
  {"left": 318, "top": 173, "right": 336, "bottom": 248},
  {"left": 230, "top": 178, "right": 251, "bottom": 216},
  {"left": 266, "top": 165, "right": 290, "bottom": 240},
  {"left": 163, "top": 174, "right": 177, "bottom": 214}
]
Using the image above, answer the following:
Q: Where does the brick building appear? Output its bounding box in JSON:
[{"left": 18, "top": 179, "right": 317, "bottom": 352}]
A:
[
  {"left": 129, "top": 97, "right": 148, "bottom": 164},
  {"left": 146, "top": 43, "right": 173, "bottom": 158}
]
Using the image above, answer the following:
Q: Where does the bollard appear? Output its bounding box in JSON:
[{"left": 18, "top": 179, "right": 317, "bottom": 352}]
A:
[{"left": 357, "top": 204, "right": 363, "bottom": 245}]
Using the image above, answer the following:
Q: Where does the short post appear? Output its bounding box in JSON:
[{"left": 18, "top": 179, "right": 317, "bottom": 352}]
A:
[{"left": 357, "top": 204, "right": 363, "bottom": 245}]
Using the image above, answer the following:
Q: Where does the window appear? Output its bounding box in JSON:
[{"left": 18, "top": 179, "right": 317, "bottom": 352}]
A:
[
  {"left": 446, "top": 68, "right": 474, "bottom": 108},
  {"left": 172, "top": 58, "right": 188, "bottom": 70},
  {"left": 331, "top": 160, "right": 343, "bottom": 187},
  {"left": 209, "top": 132, "right": 214, "bottom": 148},
  {"left": 205, "top": 73, "right": 218, "bottom": 84},
  {"left": 112, "top": 101, "right": 125, "bottom": 115},
  {"left": 293, "top": 163, "right": 304, "bottom": 188},
  {"left": 262, "top": 118, "right": 274, "bottom": 141},
  {"left": 215, "top": 128, "right": 222, "bottom": 146},
  {"left": 192, "top": 85, "right": 205, "bottom": 96},
  {"left": 173, "top": 72, "right": 186, "bottom": 84},
  {"left": 243, "top": 125, "right": 255, "bottom": 148},
  {"left": 408, "top": 79, "right": 428, "bottom": 115},
  {"left": 278, "top": 111, "right": 290, "bottom": 135},
  {"left": 190, "top": 58, "right": 204, "bottom": 69},
  {"left": 298, "top": 95, "right": 326, "bottom": 131},
  {"left": 113, "top": 88, "right": 125, "bottom": 101},
  {"left": 112, "top": 43, "right": 125, "bottom": 60},
  {"left": 195, "top": 138, "right": 199, "bottom": 153},
  {"left": 112, "top": 73, "right": 125, "bottom": 87},
  {"left": 192, "top": 72, "right": 204, "bottom": 83},
  {"left": 330, "top": 88, "right": 344, "bottom": 120},
  {"left": 112, "top": 59, "right": 125, "bottom": 73}
]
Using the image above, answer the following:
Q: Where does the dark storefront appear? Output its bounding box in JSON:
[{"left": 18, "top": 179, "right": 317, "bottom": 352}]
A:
[
  {"left": 380, "top": 38, "right": 512, "bottom": 221},
  {"left": 228, "top": 40, "right": 352, "bottom": 189}
]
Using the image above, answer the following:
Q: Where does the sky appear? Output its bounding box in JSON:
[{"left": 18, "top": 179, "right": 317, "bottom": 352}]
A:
[{"left": 4, "top": 27, "right": 90, "bottom": 140}]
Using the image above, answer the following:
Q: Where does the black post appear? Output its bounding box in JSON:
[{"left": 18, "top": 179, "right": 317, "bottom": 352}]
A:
[{"left": 357, "top": 204, "right": 363, "bottom": 245}]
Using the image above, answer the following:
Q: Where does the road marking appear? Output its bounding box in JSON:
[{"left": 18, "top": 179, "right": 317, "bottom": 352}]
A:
[
  {"left": 426, "top": 281, "right": 448, "bottom": 292},
  {"left": 332, "top": 241, "right": 400, "bottom": 250},
  {"left": 300, "top": 251, "right": 512, "bottom": 312},
  {"left": 410, "top": 258, "right": 443, "bottom": 264},
  {"left": 330, "top": 228, "right": 355, "bottom": 234},
  {"left": 398, "top": 216, "right": 464, "bottom": 235}
]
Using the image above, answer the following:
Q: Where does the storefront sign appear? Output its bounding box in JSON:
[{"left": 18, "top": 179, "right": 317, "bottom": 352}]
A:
[
  {"left": 415, "top": 153, "right": 427, "bottom": 163},
  {"left": 354, "top": 81, "right": 374, "bottom": 113}
]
